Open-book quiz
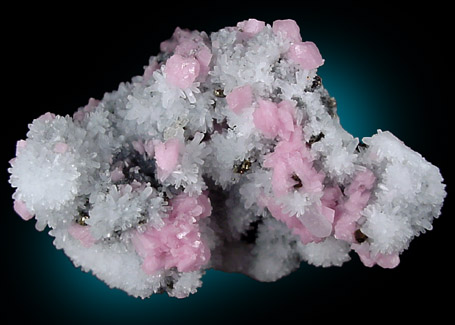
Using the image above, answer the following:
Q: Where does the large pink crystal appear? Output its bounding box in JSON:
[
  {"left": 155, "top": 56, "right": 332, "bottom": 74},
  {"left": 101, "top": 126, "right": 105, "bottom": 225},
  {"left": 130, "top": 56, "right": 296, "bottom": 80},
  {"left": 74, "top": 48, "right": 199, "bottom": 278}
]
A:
[
  {"left": 175, "top": 39, "right": 212, "bottom": 82},
  {"left": 164, "top": 54, "right": 200, "bottom": 89},
  {"left": 132, "top": 193, "right": 212, "bottom": 274},
  {"left": 272, "top": 19, "right": 302, "bottom": 43},
  {"left": 253, "top": 99, "right": 296, "bottom": 141},
  {"left": 287, "top": 41, "right": 324, "bottom": 70}
]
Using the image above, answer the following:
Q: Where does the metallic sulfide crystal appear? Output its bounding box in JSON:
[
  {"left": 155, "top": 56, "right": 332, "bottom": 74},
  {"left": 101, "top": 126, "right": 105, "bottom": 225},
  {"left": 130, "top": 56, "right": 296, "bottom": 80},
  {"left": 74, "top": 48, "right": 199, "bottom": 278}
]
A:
[{"left": 8, "top": 18, "right": 446, "bottom": 298}]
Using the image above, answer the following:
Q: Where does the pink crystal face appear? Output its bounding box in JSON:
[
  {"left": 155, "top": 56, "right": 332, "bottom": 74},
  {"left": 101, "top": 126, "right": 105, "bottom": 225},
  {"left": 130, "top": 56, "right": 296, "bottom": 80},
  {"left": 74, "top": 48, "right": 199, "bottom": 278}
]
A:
[
  {"left": 161, "top": 27, "right": 212, "bottom": 84},
  {"left": 54, "top": 142, "right": 69, "bottom": 153},
  {"left": 352, "top": 242, "right": 400, "bottom": 269},
  {"left": 132, "top": 193, "right": 212, "bottom": 274},
  {"left": 164, "top": 54, "right": 200, "bottom": 89},
  {"left": 253, "top": 99, "right": 296, "bottom": 141},
  {"left": 175, "top": 40, "right": 212, "bottom": 81},
  {"left": 110, "top": 166, "right": 125, "bottom": 182},
  {"left": 334, "top": 170, "right": 376, "bottom": 243},
  {"left": 272, "top": 19, "right": 303, "bottom": 43},
  {"left": 160, "top": 27, "right": 193, "bottom": 53},
  {"left": 13, "top": 199, "right": 34, "bottom": 221},
  {"left": 237, "top": 18, "right": 266, "bottom": 37},
  {"left": 68, "top": 223, "right": 96, "bottom": 248},
  {"left": 287, "top": 41, "right": 324, "bottom": 70},
  {"left": 226, "top": 85, "right": 253, "bottom": 114},
  {"left": 154, "top": 138, "right": 181, "bottom": 181},
  {"left": 73, "top": 98, "right": 100, "bottom": 122}
]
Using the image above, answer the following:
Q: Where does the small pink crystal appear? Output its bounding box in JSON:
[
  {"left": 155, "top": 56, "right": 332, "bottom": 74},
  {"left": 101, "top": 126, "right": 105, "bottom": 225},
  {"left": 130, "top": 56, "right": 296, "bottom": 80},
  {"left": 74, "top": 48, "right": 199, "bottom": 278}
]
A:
[
  {"left": 272, "top": 19, "right": 302, "bottom": 43},
  {"left": 15, "top": 140, "right": 27, "bottom": 156},
  {"left": 68, "top": 224, "right": 96, "bottom": 248},
  {"left": 54, "top": 142, "right": 69, "bottom": 154},
  {"left": 175, "top": 39, "right": 199, "bottom": 57},
  {"left": 237, "top": 19, "right": 266, "bottom": 37},
  {"left": 160, "top": 27, "right": 193, "bottom": 53},
  {"left": 144, "top": 139, "right": 155, "bottom": 158},
  {"left": 143, "top": 60, "right": 160, "bottom": 83},
  {"left": 195, "top": 45, "right": 212, "bottom": 81},
  {"left": 321, "top": 186, "right": 343, "bottom": 210},
  {"left": 352, "top": 242, "right": 400, "bottom": 269},
  {"left": 84, "top": 98, "right": 100, "bottom": 113},
  {"left": 130, "top": 180, "right": 146, "bottom": 191},
  {"left": 110, "top": 166, "right": 125, "bottom": 182},
  {"left": 154, "top": 138, "right": 181, "bottom": 181},
  {"left": 170, "top": 191, "right": 212, "bottom": 220},
  {"left": 73, "top": 98, "right": 100, "bottom": 121},
  {"left": 73, "top": 110, "right": 85, "bottom": 122},
  {"left": 226, "top": 85, "right": 253, "bottom": 114},
  {"left": 37, "top": 112, "right": 56, "bottom": 121},
  {"left": 13, "top": 199, "right": 34, "bottom": 221},
  {"left": 287, "top": 41, "right": 324, "bottom": 70},
  {"left": 132, "top": 140, "right": 145, "bottom": 155},
  {"left": 164, "top": 54, "right": 200, "bottom": 89}
]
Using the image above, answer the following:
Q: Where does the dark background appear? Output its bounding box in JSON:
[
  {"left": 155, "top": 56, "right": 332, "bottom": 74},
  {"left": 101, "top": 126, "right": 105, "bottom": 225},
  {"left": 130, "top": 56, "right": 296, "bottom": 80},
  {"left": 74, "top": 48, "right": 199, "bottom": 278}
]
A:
[{"left": 3, "top": 2, "right": 452, "bottom": 323}]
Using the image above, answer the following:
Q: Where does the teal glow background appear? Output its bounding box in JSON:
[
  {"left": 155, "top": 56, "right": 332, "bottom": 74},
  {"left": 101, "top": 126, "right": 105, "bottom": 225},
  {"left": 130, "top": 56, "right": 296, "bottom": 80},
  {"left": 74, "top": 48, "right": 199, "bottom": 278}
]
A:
[{"left": 4, "top": 3, "right": 450, "bottom": 323}]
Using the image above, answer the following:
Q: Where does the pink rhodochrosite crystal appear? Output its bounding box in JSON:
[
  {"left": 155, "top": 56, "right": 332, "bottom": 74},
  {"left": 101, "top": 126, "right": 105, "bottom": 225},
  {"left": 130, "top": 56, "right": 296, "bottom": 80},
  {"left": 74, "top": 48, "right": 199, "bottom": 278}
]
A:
[
  {"left": 68, "top": 223, "right": 96, "bottom": 248},
  {"left": 287, "top": 41, "right": 324, "bottom": 70},
  {"left": 253, "top": 99, "right": 296, "bottom": 141},
  {"left": 132, "top": 193, "right": 211, "bottom": 274},
  {"left": 272, "top": 19, "right": 302, "bottom": 43},
  {"left": 13, "top": 199, "right": 34, "bottom": 221},
  {"left": 237, "top": 19, "right": 266, "bottom": 37},
  {"left": 164, "top": 54, "right": 200, "bottom": 89},
  {"left": 226, "top": 85, "right": 253, "bottom": 115},
  {"left": 154, "top": 138, "right": 182, "bottom": 181},
  {"left": 8, "top": 18, "right": 446, "bottom": 299},
  {"left": 334, "top": 170, "right": 376, "bottom": 243},
  {"left": 54, "top": 142, "right": 69, "bottom": 153}
]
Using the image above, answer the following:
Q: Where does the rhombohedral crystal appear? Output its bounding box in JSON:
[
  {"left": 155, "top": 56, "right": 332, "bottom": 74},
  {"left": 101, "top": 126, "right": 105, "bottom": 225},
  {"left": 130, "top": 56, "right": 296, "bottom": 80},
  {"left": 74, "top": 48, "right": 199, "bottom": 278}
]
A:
[{"left": 9, "top": 19, "right": 446, "bottom": 298}]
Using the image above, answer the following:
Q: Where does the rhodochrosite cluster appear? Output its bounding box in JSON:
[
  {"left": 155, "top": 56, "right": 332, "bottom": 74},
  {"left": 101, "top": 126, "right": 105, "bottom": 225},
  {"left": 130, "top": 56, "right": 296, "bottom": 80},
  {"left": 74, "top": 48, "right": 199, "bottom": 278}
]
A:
[{"left": 8, "top": 19, "right": 446, "bottom": 298}]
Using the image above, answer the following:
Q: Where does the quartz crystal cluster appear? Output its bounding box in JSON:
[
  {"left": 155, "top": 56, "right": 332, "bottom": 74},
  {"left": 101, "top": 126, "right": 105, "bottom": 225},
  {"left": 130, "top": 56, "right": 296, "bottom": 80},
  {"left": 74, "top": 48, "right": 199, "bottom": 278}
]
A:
[{"left": 8, "top": 19, "right": 446, "bottom": 298}]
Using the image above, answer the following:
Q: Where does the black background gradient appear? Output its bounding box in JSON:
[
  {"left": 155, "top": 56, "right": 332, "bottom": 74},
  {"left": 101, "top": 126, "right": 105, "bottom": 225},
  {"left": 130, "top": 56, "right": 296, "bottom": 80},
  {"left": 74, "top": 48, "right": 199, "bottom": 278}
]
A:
[{"left": 3, "top": 2, "right": 452, "bottom": 323}]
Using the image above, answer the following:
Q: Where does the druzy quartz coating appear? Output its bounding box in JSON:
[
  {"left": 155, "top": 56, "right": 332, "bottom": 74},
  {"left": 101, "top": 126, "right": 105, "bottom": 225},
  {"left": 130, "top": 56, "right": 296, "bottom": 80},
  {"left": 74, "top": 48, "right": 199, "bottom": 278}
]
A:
[{"left": 8, "top": 19, "right": 446, "bottom": 298}]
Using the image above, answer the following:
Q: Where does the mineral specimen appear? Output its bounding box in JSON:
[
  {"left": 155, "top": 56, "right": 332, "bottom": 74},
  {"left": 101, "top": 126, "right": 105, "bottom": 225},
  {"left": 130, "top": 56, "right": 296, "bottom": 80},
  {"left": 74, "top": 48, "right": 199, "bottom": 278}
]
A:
[{"left": 8, "top": 19, "right": 446, "bottom": 298}]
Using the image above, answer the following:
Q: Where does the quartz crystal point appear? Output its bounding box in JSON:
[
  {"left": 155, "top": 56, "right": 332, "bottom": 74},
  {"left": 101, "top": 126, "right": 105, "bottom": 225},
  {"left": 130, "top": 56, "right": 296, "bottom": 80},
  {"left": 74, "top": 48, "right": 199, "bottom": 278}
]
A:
[{"left": 8, "top": 18, "right": 446, "bottom": 298}]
